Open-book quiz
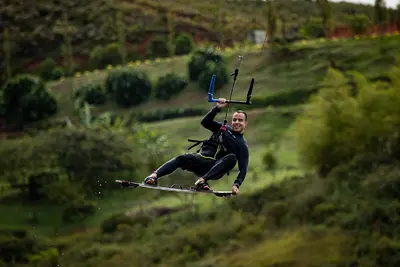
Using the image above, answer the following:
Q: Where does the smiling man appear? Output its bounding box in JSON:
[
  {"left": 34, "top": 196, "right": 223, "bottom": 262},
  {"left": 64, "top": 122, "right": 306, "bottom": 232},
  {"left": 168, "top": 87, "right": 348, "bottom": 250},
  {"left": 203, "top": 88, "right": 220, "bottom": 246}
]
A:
[{"left": 143, "top": 98, "right": 249, "bottom": 195}]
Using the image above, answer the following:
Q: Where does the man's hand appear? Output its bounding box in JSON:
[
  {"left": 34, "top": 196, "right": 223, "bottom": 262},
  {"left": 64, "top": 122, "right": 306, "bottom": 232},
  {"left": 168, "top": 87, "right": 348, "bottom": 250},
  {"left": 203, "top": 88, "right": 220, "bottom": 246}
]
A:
[
  {"left": 232, "top": 185, "right": 239, "bottom": 195},
  {"left": 217, "top": 98, "right": 227, "bottom": 109}
]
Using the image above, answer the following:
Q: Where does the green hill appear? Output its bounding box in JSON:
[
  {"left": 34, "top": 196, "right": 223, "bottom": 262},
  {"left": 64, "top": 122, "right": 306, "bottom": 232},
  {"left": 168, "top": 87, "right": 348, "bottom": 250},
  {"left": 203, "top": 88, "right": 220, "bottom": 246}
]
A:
[{"left": 1, "top": 0, "right": 382, "bottom": 76}]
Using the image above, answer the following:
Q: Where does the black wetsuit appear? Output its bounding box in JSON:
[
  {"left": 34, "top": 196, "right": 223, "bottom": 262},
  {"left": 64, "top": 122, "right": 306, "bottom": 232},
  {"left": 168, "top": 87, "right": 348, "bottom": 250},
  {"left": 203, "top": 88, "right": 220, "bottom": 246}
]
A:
[{"left": 154, "top": 106, "right": 249, "bottom": 189}]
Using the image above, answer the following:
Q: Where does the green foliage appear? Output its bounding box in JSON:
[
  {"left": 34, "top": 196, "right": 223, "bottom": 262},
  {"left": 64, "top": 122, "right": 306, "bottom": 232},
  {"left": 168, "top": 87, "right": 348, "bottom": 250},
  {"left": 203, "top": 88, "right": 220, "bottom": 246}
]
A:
[
  {"left": 2, "top": 74, "right": 57, "bottom": 124},
  {"left": 39, "top": 58, "right": 57, "bottom": 80},
  {"left": 89, "top": 43, "right": 122, "bottom": 69},
  {"left": 105, "top": 69, "right": 152, "bottom": 107},
  {"left": 198, "top": 61, "right": 229, "bottom": 92},
  {"left": 62, "top": 201, "right": 97, "bottom": 224},
  {"left": 101, "top": 212, "right": 152, "bottom": 234},
  {"left": 0, "top": 228, "right": 48, "bottom": 264},
  {"left": 147, "top": 36, "right": 171, "bottom": 58},
  {"left": 154, "top": 73, "right": 188, "bottom": 100},
  {"left": 51, "top": 66, "right": 64, "bottom": 80},
  {"left": 296, "top": 65, "right": 400, "bottom": 175},
  {"left": 348, "top": 14, "right": 372, "bottom": 35},
  {"left": 28, "top": 248, "right": 59, "bottom": 267},
  {"left": 74, "top": 83, "right": 106, "bottom": 106},
  {"left": 174, "top": 33, "right": 195, "bottom": 55},
  {"left": 187, "top": 48, "right": 224, "bottom": 81},
  {"left": 262, "top": 149, "right": 278, "bottom": 171},
  {"left": 251, "top": 87, "right": 319, "bottom": 108},
  {"left": 301, "top": 17, "right": 325, "bottom": 38}
]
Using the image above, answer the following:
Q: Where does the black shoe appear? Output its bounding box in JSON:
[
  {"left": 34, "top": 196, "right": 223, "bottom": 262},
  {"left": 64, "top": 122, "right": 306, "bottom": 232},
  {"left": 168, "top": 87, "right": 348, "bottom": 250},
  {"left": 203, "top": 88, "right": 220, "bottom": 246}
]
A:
[
  {"left": 143, "top": 176, "right": 158, "bottom": 186},
  {"left": 194, "top": 179, "right": 210, "bottom": 191}
]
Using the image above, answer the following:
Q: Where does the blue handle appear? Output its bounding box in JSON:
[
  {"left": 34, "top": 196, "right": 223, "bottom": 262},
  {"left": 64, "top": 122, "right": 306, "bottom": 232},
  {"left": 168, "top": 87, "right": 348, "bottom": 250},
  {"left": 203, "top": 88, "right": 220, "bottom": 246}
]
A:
[{"left": 208, "top": 74, "right": 218, "bottom": 102}]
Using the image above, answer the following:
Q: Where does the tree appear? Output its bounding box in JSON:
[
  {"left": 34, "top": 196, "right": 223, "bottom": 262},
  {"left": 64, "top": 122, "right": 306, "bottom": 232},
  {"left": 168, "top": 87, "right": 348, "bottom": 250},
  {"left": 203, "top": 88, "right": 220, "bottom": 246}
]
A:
[
  {"left": 374, "top": 0, "right": 388, "bottom": 35},
  {"left": 3, "top": 28, "right": 12, "bottom": 83},
  {"left": 265, "top": 0, "right": 278, "bottom": 42},
  {"left": 116, "top": 10, "right": 127, "bottom": 64},
  {"left": 317, "top": 0, "right": 333, "bottom": 37}
]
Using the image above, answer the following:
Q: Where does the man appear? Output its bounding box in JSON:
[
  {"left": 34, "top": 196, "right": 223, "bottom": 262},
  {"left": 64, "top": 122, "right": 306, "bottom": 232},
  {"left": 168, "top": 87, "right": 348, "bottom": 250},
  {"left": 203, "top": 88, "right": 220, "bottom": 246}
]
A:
[{"left": 143, "top": 98, "right": 249, "bottom": 195}]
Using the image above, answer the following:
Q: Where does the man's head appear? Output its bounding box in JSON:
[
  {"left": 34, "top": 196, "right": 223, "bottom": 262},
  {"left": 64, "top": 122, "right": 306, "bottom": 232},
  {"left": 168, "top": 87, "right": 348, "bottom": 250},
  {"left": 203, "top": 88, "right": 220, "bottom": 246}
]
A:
[{"left": 231, "top": 110, "right": 248, "bottom": 134}]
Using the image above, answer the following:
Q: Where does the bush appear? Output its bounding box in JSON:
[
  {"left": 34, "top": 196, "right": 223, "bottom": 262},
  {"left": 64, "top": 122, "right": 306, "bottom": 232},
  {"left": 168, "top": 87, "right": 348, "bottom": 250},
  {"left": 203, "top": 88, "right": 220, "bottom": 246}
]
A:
[
  {"left": 148, "top": 36, "right": 171, "bottom": 58},
  {"left": 101, "top": 213, "right": 151, "bottom": 233},
  {"left": 62, "top": 200, "right": 97, "bottom": 224},
  {"left": 74, "top": 83, "right": 106, "bottom": 106},
  {"left": 90, "top": 43, "right": 122, "bottom": 69},
  {"left": 187, "top": 48, "right": 224, "bottom": 81},
  {"left": 39, "top": 57, "right": 57, "bottom": 80},
  {"left": 174, "top": 33, "right": 195, "bottom": 55},
  {"left": 296, "top": 67, "right": 400, "bottom": 176},
  {"left": 262, "top": 150, "right": 278, "bottom": 171},
  {"left": 154, "top": 73, "right": 188, "bottom": 100},
  {"left": 51, "top": 66, "right": 64, "bottom": 80},
  {"left": 301, "top": 17, "right": 325, "bottom": 38},
  {"left": 0, "top": 228, "right": 47, "bottom": 263},
  {"left": 104, "top": 69, "right": 152, "bottom": 107},
  {"left": 2, "top": 74, "right": 57, "bottom": 124},
  {"left": 198, "top": 61, "right": 229, "bottom": 92},
  {"left": 348, "top": 14, "right": 371, "bottom": 35}
]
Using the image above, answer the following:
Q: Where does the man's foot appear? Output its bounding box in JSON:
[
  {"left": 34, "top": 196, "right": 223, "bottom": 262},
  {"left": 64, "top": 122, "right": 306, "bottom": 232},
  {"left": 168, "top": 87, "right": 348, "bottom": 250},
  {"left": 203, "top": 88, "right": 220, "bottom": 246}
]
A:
[
  {"left": 143, "top": 176, "right": 158, "bottom": 186},
  {"left": 194, "top": 178, "right": 210, "bottom": 191}
]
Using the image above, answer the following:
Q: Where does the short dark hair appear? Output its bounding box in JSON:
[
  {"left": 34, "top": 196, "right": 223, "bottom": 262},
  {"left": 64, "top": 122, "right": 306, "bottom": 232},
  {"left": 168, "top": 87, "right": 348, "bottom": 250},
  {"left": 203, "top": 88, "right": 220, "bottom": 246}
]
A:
[{"left": 234, "top": 110, "right": 247, "bottom": 121}]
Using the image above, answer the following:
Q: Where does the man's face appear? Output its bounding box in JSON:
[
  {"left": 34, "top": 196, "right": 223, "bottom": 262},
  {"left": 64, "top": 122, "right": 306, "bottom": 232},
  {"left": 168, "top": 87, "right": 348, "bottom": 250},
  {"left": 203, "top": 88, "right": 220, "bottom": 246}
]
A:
[{"left": 231, "top": 112, "right": 248, "bottom": 133}]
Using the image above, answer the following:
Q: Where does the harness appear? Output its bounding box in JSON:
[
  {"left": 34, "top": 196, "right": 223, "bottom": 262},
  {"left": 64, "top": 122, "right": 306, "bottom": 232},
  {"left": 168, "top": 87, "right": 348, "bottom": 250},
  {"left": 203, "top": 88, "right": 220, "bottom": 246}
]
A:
[{"left": 187, "top": 124, "right": 228, "bottom": 160}]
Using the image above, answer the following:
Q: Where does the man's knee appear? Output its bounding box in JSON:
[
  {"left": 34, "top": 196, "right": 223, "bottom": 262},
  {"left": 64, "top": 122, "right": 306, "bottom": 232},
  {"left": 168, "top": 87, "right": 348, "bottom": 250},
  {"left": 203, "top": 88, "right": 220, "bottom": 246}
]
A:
[{"left": 175, "top": 153, "right": 198, "bottom": 170}]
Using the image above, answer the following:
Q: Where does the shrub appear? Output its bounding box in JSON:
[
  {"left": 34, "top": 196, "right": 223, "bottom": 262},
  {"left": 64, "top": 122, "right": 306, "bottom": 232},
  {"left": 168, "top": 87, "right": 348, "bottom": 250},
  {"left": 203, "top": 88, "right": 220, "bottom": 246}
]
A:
[
  {"left": 296, "top": 67, "right": 400, "bottom": 176},
  {"left": 198, "top": 61, "right": 229, "bottom": 92},
  {"left": 2, "top": 74, "right": 57, "bottom": 124},
  {"left": 74, "top": 83, "right": 106, "bottom": 105},
  {"left": 187, "top": 48, "right": 224, "bottom": 81},
  {"left": 148, "top": 36, "right": 171, "bottom": 58},
  {"left": 39, "top": 57, "right": 57, "bottom": 80},
  {"left": 104, "top": 69, "right": 152, "bottom": 107},
  {"left": 301, "top": 17, "right": 325, "bottom": 38},
  {"left": 174, "top": 33, "right": 195, "bottom": 55},
  {"left": 51, "top": 66, "right": 64, "bottom": 80},
  {"left": 348, "top": 14, "right": 371, "bottom": 35},
  {"left": 154, "top": 73, "right": 188, "bottom": 100},
  {"left": 62, "top": 200, "right": 97, "bottom": 224},
  {"left": 101, "top": 213, "right": 151, "bottom": 233},
  {"left": 89, "top": 43, "right": 122, "bottom": 69},
  {"left": 262, "top": 149, "right": 278, "bottom": 171}
]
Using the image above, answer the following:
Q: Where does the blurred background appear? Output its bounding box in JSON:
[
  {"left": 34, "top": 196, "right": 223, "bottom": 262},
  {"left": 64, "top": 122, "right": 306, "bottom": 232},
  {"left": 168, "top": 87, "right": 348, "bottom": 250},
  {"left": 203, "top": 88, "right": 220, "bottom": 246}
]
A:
[{"left": 1, "top": 0, "right": 400, "bottom": 266}]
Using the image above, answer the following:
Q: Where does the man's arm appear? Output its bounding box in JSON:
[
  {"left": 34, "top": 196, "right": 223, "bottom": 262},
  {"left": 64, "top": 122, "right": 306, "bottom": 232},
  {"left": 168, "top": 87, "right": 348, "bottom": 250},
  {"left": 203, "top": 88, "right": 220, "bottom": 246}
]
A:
[
  {"left": 233, "top": 145, "right": 249, "bottom": 189},
  {"left": 201, "top": 106, "right": 222, "bottom": 132}
]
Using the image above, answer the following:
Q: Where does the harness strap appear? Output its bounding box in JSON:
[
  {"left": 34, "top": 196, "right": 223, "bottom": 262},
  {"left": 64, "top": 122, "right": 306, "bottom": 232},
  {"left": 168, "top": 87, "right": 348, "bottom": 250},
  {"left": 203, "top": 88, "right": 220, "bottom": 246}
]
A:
[{"left": 187, "top": 139, "right": 207, "bottom": 151}]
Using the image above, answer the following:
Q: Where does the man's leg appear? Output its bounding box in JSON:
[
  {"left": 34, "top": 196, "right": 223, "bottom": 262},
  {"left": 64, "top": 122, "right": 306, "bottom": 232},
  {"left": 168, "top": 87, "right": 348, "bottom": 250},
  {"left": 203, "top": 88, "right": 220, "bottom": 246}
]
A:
[
  {"left": 195, "top": 153, "right": 237, "bottom": 190},
  {"left": 144, "top": 153, "right": 212, "bottom": 185}
]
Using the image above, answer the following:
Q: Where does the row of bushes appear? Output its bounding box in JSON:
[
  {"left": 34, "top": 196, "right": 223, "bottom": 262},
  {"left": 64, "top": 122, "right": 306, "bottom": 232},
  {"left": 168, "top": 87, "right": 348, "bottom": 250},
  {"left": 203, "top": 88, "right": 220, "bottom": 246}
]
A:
[
  {"left": 74, "top": 47, "right": 230, "bottom": 109},
  {"left": 37, "top": 33, "right": 196, "bottom": 81},
  {"left": 73, "top": 70, "right": 188, "bottom": 108}
]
